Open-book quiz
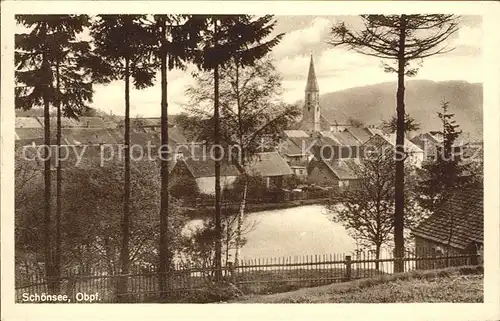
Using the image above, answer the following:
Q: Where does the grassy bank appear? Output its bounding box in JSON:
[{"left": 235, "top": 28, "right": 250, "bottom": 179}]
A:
[{"left": 234, "top": 266, "right": 483, "bottom": 303}]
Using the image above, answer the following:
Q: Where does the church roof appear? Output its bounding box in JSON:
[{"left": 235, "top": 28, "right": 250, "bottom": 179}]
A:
[{"left": 305, "top": 55, "right": 319, "bottom": 92}]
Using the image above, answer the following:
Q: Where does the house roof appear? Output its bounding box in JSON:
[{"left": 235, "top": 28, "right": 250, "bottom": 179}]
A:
[
  {"left": 283, "top": 130, "right": 310, "bottom": 138},
  {"left": 280, "top": 138, "right": 304, "bottom": 156},
  {"left": 364, "top": 133, "right": 423, "bottom": 155},
  {"left": 384, "top": 133, "right": 423, "bottom": 154},
  {"left": 287, "top": 136, "right": 317, "bottom": 155},
  {"left": 181, "top": 158, "right": 240, "bottom": 178},
  {"left": 246, "top": 152, "right": 293, "bottom": 177},
  {"left": 168, "top": 126, "right": 188, "bottom": 144},
  {"left": 410, "top": 133, "right": 441, "bottom": 151},
  {"left": 412, "top": 185, "right": 483, "bottom": 249},
  {"left": 321, "top": 131, "right": 362, "bottom": 146},
  {"left": 346, "top": 127, "right": 373, "bottom": 144},
  {"left": 320, "top": 111, "right": 350, "bottom": 127},
  {"left": 16, "top": 117, "right": 42, "bottom": 128},
  {"left": 77, "top": 117, "right": 107, "bottom": 128},
  {"left": 15, "top": 128, "right": 44, "bottom": 140},
  {"left": 315, "top": 158, "right": 360, "bottom": 180},
  {"left": 61, "top": 128, "right": 118, "bottom": 145}
]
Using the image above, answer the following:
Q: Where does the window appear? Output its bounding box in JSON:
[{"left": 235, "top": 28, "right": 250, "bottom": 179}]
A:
[{"left": 299, "top": 169, "right": 304, "bottom": 175}]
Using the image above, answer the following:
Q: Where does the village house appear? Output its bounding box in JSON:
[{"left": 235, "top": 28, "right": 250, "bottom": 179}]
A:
[
  {"left": 169, "top": 158, "right": 241, "bottom": 195},
  {"left": 246, "top": 152, "right": 294, "bottom": 188},
  {"left": 363, "top": 133, "right": 424, "bottom": 167},
  {"left": 307, "top": 157, "right": 360, "bottom": 188},
  {"left": 15, "top": 116, "right": 44, "bottom": 144},
  {"left": 412, "top": 185, "right": 483, "bottom": 269}
]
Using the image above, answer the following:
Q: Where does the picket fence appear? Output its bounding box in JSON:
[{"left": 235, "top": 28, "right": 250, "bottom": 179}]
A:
[{"left": 15, "top": 250, "right": 479, "bottom": 303}]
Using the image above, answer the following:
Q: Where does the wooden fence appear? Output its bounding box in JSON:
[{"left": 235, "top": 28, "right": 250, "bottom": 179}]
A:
[{"left": 15, "top": 250, "right": 479, "bottom": 303}]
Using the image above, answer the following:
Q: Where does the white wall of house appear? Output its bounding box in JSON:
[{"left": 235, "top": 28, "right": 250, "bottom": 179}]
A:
[
  {"left": 408, "top": 151, "right": 424, "bottom": 168},
  {"left": 195, "top": 176, "right": 238, "bottom": 195}
]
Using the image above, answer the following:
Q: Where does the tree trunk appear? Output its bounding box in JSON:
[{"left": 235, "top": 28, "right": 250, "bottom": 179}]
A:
[
  {"left": 234, "top": 176, "right": 247, "bottom": 266},
  {"left": 42, "top": 54, "right": 54, "bottom": 293},
  {"left": 55, "top": 60, "right": 62, "bottom": 292},
  {"left": 394, "top": 14, "right": 407, "bottom": 273},
  {"left": 213, "top": 19, "right": 223, "bottom": 282},
  {"left": 234, "top": 62, "right": 246, "bottom": 267},
  {"left": 118, "top": 56, "right": 131, "bottom": 301},
  {"left": 158, "top": 16, "right": 170, "bottom": 297},
  {"left": 375, "top": 244, "right": 381, "bottom": 271}
]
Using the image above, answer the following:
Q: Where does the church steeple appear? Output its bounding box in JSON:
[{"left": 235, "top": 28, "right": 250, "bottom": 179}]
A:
[
  {"left": 305, "top": 55, "right": 319, "bottom": 92},
  {"left": 301, "top": 54, "right": 321, "bottom": 132}
]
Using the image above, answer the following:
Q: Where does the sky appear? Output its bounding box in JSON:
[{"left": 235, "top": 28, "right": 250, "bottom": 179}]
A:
[{"left": 90, "top": 15, "right": 482, "bottom": 117}]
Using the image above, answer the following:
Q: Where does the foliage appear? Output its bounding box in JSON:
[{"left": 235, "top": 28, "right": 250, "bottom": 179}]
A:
[
  {"left": 191, "top": 14, "right": 284, "bottom": 276},
  {"left": 329, "top": 14, "right": 461, "bottom": 268},
  {"left": 328, "top": 140, "right": 423, "bottom": 260},
  {"left": 228, "top": 174, "right": 268, "bottom": 200},
  {"left": 329, "top": 15, "right": 460, "bottom": 74},
  {"left": 347, "top": 118, "right": 365, "bottom": 128},
  {"left": 178, "top": 212, "right": 258, "bottom": 269},
  {"left": 15, "top": 156, "right": 188, "bottom": 277},
  {"left": 15, "top": 15, "right": 94, "bottom": 116},
  {"left": 169, "top": 175, "right": 200, "bottom": 200},
  {"left": 381, "top": 113, "right": 421, "bottom": 134},
  {"left": 417, "top": 101, "right": 477, "bottom": 213},
  {"left": 185, "top": 56, "right": 299, "bottom": 153}
]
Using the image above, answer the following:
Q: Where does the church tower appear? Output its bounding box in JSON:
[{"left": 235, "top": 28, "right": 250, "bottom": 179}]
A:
[{"left": 301, "top": 55, "right": 320, "bottom": 132}]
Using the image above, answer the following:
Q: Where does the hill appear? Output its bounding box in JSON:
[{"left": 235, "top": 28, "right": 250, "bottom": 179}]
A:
[{"left": 317, "top": 80, "right": 483, "bottom": 140}]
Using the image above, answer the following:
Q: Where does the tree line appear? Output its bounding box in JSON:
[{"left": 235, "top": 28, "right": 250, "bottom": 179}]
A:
[
  {"left": 15, "top": 14, "right": 475, "bottom": 301},
  {"left": 15, "top": 14, "right": 286, "bottom": 300}
]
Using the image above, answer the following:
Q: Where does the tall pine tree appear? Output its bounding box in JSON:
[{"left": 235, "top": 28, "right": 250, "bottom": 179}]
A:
[
  {"left": 329, "top": 15, "right": 460, "bottom": 271},
  {"left": 16, "top": 14, "right": 94, "bottom": 292},
  {"left": 90, "top": 15, "right": 157, "bottom": 300},
  {"left": 418, "top": 101, "right": 471, "bottom": 213},
  {"left": 193, "top": 15, "right": 282, "bottom": 280},
  {"left": 153, "top": 14, "right": 204, "bottom": 296}
]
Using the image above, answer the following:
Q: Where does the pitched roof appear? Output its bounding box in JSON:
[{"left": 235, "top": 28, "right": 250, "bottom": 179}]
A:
[
  {"left": 321, "top": 131, "right": 362, "bottom": 146},
  {"left": 128, "top": 117, "right": 175, "bottom": 128},
  {"left": 15, "top": 128, "right": 44, "bottom": 140},
  {"left": 168, "top": 126, "right": 188, "bottom": 144},
  {"left": 384, "top": 133, "right": 423, "bottom": 154},
  {"left": 305, "top": 55, "right": 319, "bottom": 92},
  {"left": 321, "top": 158, "right": 360, "bottom": 180},
  {"left": 347, "top": 127, "right": 373, "bottom": 144},
  {"left": 246, "top": 152, "right": 293, "bottom": 177},
  {"left": 283, "top": 130, "right": 310, "bottom": 138},
  {"left": 412, "top": 186, "right": 483, "bottom": 249},
  {"left": 364, "top": 133, "right": 423, "bottom": 154},
  {"left": 182, "top": 158, "right": 240, "bottom": 178},
  {"left": 287, "top": 136, "right": 317, "bottom": 155},
  {"left": 77, "top": 117, "right": 107, "bottom": 128},
  {"left": 280, "top": 138, "right": 304, "bottom": 156},
  {"left": 61, "top": 128, "right": 118, "bottom": 145},
  {"left": 320, "top": 111, "right": 350, "bottom": 127},
  {"left": 16, "top": 117, "right": 42, "bottom": 128}
]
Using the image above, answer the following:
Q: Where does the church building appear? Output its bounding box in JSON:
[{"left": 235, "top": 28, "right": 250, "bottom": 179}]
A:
[{"left": 300, "top": 55, "right": 351, "bottom": 133}]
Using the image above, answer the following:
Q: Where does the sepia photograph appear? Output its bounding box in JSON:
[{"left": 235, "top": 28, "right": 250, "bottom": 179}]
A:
[{"left": 1, "top": 1, "right": 499, "bottom": 320}]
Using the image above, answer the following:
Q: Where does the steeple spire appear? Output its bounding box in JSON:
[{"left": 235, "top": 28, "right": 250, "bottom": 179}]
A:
[{"left": 305, "top": 54, "right": 319, "bottom": 92}]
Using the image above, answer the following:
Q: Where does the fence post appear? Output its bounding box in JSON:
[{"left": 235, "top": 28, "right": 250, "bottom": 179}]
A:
[
  {"left": 470, "top": 252, "right": 479, "bottom": 266},
  {"left": 227, "top": 262, "right": 234, "bottom": 282},
  {"left": 345, "top": 255, "right": 352, "bottom": 281},
  {"left": 66, "top": 273, "right": 76, "bottom": 300}
]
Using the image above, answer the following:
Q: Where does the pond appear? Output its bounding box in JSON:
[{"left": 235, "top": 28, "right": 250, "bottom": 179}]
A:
[{"left": 184, "top": 204, "right": 358, "bottom": 261}]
